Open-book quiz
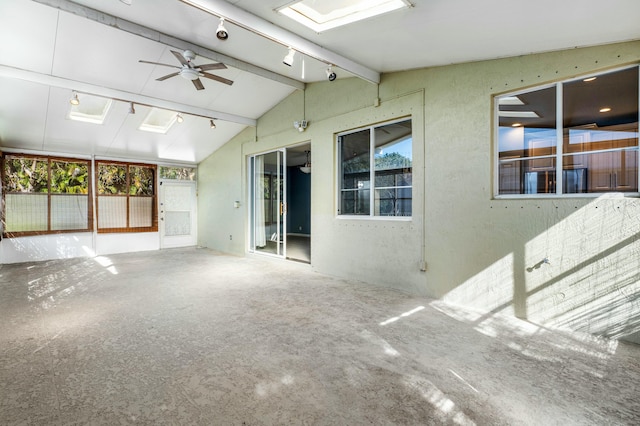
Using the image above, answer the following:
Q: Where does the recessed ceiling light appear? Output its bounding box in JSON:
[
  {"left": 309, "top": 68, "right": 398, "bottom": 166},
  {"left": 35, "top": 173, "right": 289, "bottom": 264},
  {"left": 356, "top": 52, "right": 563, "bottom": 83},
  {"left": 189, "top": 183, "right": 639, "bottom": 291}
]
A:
[
  {"left": 512, "top": 123, "right": 522, "bottom": 127},
  {"left": 583, "top": 77, "right": 597, "bottom": 82},
  {"left": 277, "top": 0, "right": 412, "bottom": 32},
  {"left": 599, "top": 107, "right": 612, "bottom": 113}
]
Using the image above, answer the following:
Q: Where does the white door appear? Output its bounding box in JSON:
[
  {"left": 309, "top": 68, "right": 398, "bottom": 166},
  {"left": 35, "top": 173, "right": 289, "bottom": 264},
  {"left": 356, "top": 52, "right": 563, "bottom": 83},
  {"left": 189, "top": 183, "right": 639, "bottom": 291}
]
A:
[
  {"left": 249, "top": 150, "right": 286, "bottom": 258},
  {"left": 159, "top": 180, "right": 197, "bottom": 248}
]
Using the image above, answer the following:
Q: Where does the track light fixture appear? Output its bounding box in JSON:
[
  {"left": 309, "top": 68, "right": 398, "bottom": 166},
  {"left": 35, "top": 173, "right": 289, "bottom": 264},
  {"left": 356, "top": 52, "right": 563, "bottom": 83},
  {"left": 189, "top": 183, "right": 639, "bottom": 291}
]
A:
[
  {"left": 176, "top": 113, "right": 184, "bottom": 123},
  {"left": 210, "top": 119, "right": 216, "bottom": 129},
  {"left": 283, "top": 47, "right": 295, "bottom": 67},
  {"left": 69, "top": 91, "right": 80, "bottom": 105},
  {"left": 216, "top": 18, "right": 228, "bottom": 40},
  {"left": 128, "top": 102, "right": 136, "bottom": 114},
  {"left": 326, "top": 65, "right": 337, "bottom": 82}
]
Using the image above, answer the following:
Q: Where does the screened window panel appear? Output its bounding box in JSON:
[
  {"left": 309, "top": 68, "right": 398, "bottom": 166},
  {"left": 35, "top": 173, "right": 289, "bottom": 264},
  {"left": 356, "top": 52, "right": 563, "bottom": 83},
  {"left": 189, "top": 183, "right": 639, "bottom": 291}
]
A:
[
  {"left": 98, "top": 196, "right": 127, "bottom": 228},
  {"left": 51, "top": 195, "right": 89, "bottom": 230},
  {"left": 4, "top": 194, "right": 48, "bottom": 232},
  {"left": 129, "top": 197, "right": 153, "bottom": 228}
]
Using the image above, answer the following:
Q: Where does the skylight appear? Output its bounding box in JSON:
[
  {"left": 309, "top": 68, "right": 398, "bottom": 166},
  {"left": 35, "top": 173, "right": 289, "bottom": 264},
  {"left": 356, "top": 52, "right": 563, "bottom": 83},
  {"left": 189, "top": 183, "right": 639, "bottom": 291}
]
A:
[
  {"left": 68, "top": 94, "right": 112, "bottom": 124},
  {"left": 277, "top": 0, "right": 411, "bottom": 32},
  {"left": 139, "top": 108, "right": 179, "bottom": 134}
]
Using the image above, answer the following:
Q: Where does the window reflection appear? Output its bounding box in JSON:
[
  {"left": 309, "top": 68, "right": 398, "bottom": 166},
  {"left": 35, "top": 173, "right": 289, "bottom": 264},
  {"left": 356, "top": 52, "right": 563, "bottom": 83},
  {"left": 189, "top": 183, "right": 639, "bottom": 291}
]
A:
[{"left": 497, "top": 66, "right": 639, "bottom": 195}]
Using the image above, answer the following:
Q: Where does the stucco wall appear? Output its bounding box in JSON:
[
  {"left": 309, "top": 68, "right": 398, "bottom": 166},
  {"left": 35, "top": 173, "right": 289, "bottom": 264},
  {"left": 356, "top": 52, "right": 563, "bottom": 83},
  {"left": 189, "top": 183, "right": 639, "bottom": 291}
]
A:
[{"left": 197, "top": 40, "right": 640, "bottom": 343}]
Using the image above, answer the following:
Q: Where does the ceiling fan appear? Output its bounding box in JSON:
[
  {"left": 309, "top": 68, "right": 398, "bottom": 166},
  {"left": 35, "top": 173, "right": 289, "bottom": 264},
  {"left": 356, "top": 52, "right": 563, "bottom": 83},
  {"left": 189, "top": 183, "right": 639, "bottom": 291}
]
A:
[{"left": 139, "top": 50, "right": 233, "bottom": 90}]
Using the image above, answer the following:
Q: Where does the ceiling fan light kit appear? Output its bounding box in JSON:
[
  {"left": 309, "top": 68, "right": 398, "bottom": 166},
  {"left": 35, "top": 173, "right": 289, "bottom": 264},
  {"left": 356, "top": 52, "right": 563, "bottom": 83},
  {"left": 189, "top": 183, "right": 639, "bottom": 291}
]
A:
[{"left": 139, "top": 49, "right": 233, "bottom": 91}]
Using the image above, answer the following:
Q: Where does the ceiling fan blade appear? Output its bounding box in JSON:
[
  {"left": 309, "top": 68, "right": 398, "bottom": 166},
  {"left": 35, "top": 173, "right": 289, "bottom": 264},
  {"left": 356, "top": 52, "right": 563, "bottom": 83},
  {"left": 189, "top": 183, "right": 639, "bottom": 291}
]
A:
[
  {"left": 139, "top": 60, "right": 180, "bottom": 69},
  {"left": 156, "top": 72, "right": 180, "bottom": 81},
  {"left": 198, "top": 63, "right": 227, "bottom": 71},
  {"left": 200, "top": 72, "right": 234, "bottom": 86},
  {"left": 171, "top": 50, "right": 189, "bottom": 66},
  {"left": 192, "top": 78, "right": 205, "bottom": 91}
]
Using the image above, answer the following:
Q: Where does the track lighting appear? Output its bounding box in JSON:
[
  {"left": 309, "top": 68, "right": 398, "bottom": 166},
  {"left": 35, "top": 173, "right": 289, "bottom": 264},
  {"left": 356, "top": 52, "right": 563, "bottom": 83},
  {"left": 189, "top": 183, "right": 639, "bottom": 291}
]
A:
[
  {"left": 69, "top": 91, "right": 80, "bottom": 105},
  {"left": 216, "top": 18, "right": 228, "bottom": 40},
  {"left": 283, "top": 48, "right": 295, "bottom": 67},
  {"left": 326, "top": 65, "right": 337, "bottom": 82},
  {"left": 176, "top": 113, "right": 184, "bottom": 123},
  {"left": 128, "top": 102, "right": 135, "bottom": 114},
  {"left": 210, "top": 119, "right": 216, "bottom": 129}
]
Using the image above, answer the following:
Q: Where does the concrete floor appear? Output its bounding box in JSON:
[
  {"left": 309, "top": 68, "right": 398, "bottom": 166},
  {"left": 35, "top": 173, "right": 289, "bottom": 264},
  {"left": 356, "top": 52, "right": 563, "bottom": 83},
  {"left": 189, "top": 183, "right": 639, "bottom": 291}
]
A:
[{"left": 1, "top": 247, "right": 638, "bottom": 425}]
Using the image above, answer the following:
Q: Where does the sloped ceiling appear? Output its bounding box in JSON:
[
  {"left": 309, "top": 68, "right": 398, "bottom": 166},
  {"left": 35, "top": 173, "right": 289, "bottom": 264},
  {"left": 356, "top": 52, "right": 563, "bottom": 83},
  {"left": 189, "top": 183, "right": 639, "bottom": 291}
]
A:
[{"left": 0, "top": 0, "right": 638, "bottom": 164}]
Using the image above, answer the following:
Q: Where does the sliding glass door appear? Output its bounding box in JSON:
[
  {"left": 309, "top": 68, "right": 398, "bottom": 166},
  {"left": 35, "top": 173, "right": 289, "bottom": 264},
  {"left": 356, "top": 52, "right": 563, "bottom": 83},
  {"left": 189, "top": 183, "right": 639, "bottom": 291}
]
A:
[{"left": 249, "top": 150, "right": 286, "bottom": 257}]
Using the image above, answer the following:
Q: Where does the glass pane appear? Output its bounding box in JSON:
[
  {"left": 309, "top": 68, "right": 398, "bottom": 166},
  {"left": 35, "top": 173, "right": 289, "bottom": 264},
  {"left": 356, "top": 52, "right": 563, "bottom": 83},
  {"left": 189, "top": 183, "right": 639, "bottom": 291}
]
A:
[
  {"left": 564, "top": 67, "right": 638, "bottom": 155},
  {"left": 375, "top": 187, "right": 412, "bottom": 216},
  {"left": 373, "top": 120, "right": 412, "bottom": 216},
  {"left": 341, "top": 129, "right": 370, "bottom": 189},
  {"left": 98, "top": 196, "right": 127, "bottom": 228},
  {"left": 340, "top": 189, "right": 370, "bottom": 215},
  {"left": 98, "top": 164, "right": 127, "bottom": 195},
  {"left": 159, "top": 166, "right": 196, "bottom": 180},
  {"left": 374, "top": 120, "right": 412, "bottom": 173},
  {"left": 3, "top": 157, "right": 48, "bottom": 193},
  {"left": 130, "top": 197, "right": 153, "bottom": 227},
  {"left": 497, "top": 86, "right": 557, "bottom": 162},
  {"left": 51, "top": 195, "right": 89, "bottom": 230},
  {"left": 564, "top": 149, "right": 638, "bottom": 193},
  {"left": 50, "top": 161, "right": 89, "bottom": 194},
  {"left": 130, "top": 166, "right": 155, "bottom": 196},
  {"left": 498, "top": 158, "right": 557, "bottom": 195},
  {"left": 4, "top": 194, "right": 48, "bottom": 232}
]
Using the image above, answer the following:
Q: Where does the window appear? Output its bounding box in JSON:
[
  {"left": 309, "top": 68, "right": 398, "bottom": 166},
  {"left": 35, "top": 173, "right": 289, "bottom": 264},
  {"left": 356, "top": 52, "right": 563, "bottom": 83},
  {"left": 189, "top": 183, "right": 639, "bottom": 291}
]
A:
[
  {"left": 159, "top": 166, "right": 196, "bottom": 181},
  {"left": 338, "top": 119, "right": 412, "bottom": 216},
  {"left": 2, "top": 154, "right": 91, "bottom": 235},
  {"left": 96, "top": 161, "right": 157, "bottom": 233},
  {"left": 496, "top": 66, "right": 639, "bottom": 196}
]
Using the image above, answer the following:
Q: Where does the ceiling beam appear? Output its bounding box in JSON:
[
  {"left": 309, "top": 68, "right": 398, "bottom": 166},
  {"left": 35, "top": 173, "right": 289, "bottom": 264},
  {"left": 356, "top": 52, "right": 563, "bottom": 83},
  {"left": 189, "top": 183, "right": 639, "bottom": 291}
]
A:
[
  {"left": 0, "top": 64, "right": 257, "bottom": 126},
  {"left": 31, "top": 0, "right": 305, "bottom": 90},
  {"left": 180, "top": 0, "right": 381, "bottom": 85}
]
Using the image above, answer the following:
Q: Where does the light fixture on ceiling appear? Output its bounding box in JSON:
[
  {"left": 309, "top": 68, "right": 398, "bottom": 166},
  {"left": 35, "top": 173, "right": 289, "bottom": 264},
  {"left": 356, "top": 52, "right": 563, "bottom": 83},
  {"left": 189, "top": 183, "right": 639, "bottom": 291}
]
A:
[
  {"left": 512, "top": 123, "right": 522, "bottom": 127},
  {"left": 176, "top": 113, "right": 184, "bottom": 123},
  {"left": 326, "top": 65, "right": 337, "bottom": 82},
  {"left": 583, "top": 77, "right": 597, "bottom": 82},
  {"left": 128, "top": 102, "right": 136, "bottom": 114},
  {"left": 216, "top": 17, "right": 229, "bottom": 40},
  {"left": 69, "top": 91, "right": 80, "bottom": 105},
  {"left": 283, "top": 48, "right": 296, "bottom": 67},
  {"left": 294, "top": 120, "right": 308, "bottom": 132},
  {"left": 299, "top": 150, "right": 311, "bottom": 174},
  {"left": 210, "top": 119, "right": 217, "bottom": 129},
  {"left": 599, "top": 107, "right": 612, "bottom": 113}
]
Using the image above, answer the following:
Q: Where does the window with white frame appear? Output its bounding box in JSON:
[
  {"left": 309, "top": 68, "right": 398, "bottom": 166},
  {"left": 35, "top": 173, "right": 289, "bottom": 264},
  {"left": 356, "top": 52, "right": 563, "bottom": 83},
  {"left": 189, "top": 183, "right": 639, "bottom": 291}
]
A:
[
  {"left": 496, "top": 66, "right": 639, "bottom": 196},
  {"left": 338, "top": 118, "right": 412, "bottom": 216}
]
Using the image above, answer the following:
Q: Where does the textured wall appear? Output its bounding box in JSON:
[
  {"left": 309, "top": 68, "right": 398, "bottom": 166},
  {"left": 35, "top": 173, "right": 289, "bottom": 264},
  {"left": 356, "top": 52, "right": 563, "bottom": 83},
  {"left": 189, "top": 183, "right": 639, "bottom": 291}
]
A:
[{"left": 197, "top": 40, "right": 640, "bottom": 342}]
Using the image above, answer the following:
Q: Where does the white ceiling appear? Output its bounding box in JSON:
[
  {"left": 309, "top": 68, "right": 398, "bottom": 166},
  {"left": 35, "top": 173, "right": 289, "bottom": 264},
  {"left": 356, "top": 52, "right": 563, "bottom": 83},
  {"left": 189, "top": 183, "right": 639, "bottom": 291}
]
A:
[{"left": 1, "top": 0, "right": 639, "bottom": 164}]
